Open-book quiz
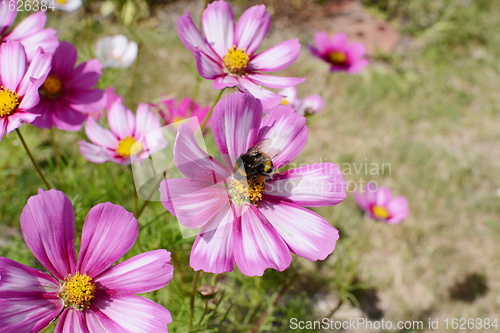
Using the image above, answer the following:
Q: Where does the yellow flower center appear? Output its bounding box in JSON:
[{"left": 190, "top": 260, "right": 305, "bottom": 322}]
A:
[
  {"left": 372, "top": 205, "right": 390, "bottom": 219},
  {"left": 59, "top": 272, "right": 95, "bottom": 309},
  {"left": 228, "top": 179, "right": 265, "bottom": 206},
  {"left": 56, "top": 0, "right": 67, "bottom": 4},
  {"left": 281, "top": 98, "right": 289, "bottom": 106},
  {"left": 0, "top": 86, "right": 19, "bottom": 117},
  {"left": 328, "top": 51, "right": 347, "bottom": 65},
  {"left": 116, "top": 136, "right": 143, "bottom": 158},
  {"left": 41, "top": 75, "right": 63, "bottom": 99},
  {"left": 223, "top": 46, "right": 250, "bottom": 75}
]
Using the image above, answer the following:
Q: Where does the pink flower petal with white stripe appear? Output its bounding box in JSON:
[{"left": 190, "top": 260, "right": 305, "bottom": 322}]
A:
[
  {"left": 211, "top": 91, "right": 262, "bottom": 168},
  {"left": 107, "top": 101, "right": 136, "bottom": 139},
  {"left": 55, "top": 308, "right": 88, "bottom": 333},
  {"left": 256, "top": 104, "right": 308, "bottom": 169},
  {"left": 264, "top": 163, "right": 346, "bottom": 207},
  {"left": 95, "top": 250, "right": 174, "bottom": 297},
  {"left": 258, "top": 200, "right": 339, "bottom": 261},
  {"left": 175, "top": 124, "right": 231, "bottom": 183},
  {"left": 234, "top": 4, "right": 270, "bottom": 55},
  {"left": 160, "top": 178, "right": 229, "bottom": 229},
  {"left": 201, "top": 0, "right": 234, "bottom": 58},
  {"left": 233, "top": 205, "right": 292, "bottom": 276},
  {"left": 0, "top": 257, "right": 63, "bottom": 333},
  {"left": 85, "top": 295, "right": 172, "bottom": 333},
  {"left": 248, "top": 39, "right": 302, "bottom": 72},
  {"left": 20, "top": 189, "right": 76, "bottom": 280},
  {"left": 77, "top": 203, "right": 138, "bottom": 278},
  {"left": 190, "top": 201, "right": 236, "bottom": 273}
]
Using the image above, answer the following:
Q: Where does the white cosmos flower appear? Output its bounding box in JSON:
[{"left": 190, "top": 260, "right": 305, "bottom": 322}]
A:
[
  {"left": 54, "top": 0, "right": 82, "bottom": 12},
  {"left": 96, "top": 35, "right": 138, "bottom": 69}
]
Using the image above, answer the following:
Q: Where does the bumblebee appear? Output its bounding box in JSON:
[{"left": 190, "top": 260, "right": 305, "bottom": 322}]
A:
[{"left": 233, "top": 138, "right": 280, "bottom": 188}]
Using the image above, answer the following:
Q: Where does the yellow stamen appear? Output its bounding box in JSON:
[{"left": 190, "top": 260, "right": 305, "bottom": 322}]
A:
[
  {"left": 372, "top": 205, "right": 390, "bottom": 219},
  {"left": 281, "top": 98, "right": 289, "bottom": 106},
  {"left": 328, "top": 51, "right": 347, "bottom": 65},
  {"left": 223, "top": 46, "right": 250, "bottom": 75},
  {"left": 56, "top": 0, "right": 67, "bottom": 4},
  {"left": 41, "top": 75, "right": 63, "bottom": 99},
  {"left": 228, "top": 179, "right": 265, "bottom": 206},
  {"left": 116, "top": 136, "right": 143, "bottom": 158},
  {"left": 0, "top": 86, "right": 19, "bottom": 117},
  {"left": 59, "top": 272, "right": 95, "bottom": 309}
]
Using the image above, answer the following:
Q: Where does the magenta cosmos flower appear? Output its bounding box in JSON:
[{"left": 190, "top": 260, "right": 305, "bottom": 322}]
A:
[
  {"left": 0, "top": 41, "right": 52, "bottom": 141},
  {"left": 160, "top": 92, "right": 346, "bottom": 276},
  {"left": 0, "top": 3, "right": 58, "bottom": 61},
  {"left": 0, "top": 189, "right": 173, "bottom": 332},
  {"left": 354, "top": 183, "right": 409, "bottom": 224},
  {"left": 153, "top": 97, "right": 210, "bottom": 130},
  {"left": 178, "top": 0, "right": 305, "bottom": 111},
  {"left": 309, "top": 32, "right": 369, "bottom": 74},
  {"left": 31, "top": 41, "right": 106, "bottom": 131},
  {"left": 79, "top": 101, "right": 167, "bottom": 165},
  {"left": 279, "top": 86, "right": 324, "bottom": 116}
]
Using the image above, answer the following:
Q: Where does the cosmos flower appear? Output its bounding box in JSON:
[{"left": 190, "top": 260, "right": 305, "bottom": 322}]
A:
[
  {"left": 279, "top": 86, "right": 324, "bottom": 115},
  {"left": 0, "top": 41, "right": 52, "bottom": 141},
  {"left": 309, "top": 32, "right": 369, "bottom": 74},
  {"left": 96, "top": 35, "right": 138, "bottom": 69},
  {"left": 79, "top": 100, "right": 167, "bottom": 165},
  {"left": 30, "top": 42, "right": 106, "bottom": 131},
  {"left": 160, "top": 92, "right": 346, "bottom": 276},
  {"left": 153, "top": 97, "right": 210, "bottom": 130},
  {"left": 0, "top": 189, "right": 173, "bottom": 332},
  {"left": 354, "top": 183, "right": 409, "bottom": 224},
  {"left": 54, "top": 0, "right": 82, "bottom": 12},
  {"left": 177, "top": 0, "right": 305, "bottom": 111},
  {"left": 0, "top": 3, "right": 58, "bottom": 61}
]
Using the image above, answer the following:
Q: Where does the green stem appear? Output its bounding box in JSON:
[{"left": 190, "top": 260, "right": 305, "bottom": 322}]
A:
[
  {"left": 50, "top": 127, "right": 61, "bottom": 171},
  {"left": 130, "top": 166, "right": 138, "bottom": 216},
  {"left": 16, "top": 129, "right": 51, "bottom": 190},
  {"left": 199, "top": 88, "right": 225, "bottom": 132},
  {"left": 188, "top": 270, "right": 201, "bottom": 331},
  {"left": 128, "top": 43, "right": 142, "bottom": 106},
  {"left": 188, "top": 75, "right": 202, "bottom": 117}
]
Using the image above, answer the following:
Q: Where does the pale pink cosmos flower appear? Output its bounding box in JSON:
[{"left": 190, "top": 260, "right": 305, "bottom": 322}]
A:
[
  {"left": 79, "top": 101, "right": 167, "bottom": 165},
  {"left": 160, "top": 92, "right": 346, "bottom": 276},
  {"left": 0, "top": 41, "right": 52, "bottom": 141},
  {"left": 177, "top": 0, "right": 305, "bottom": 111},
  {"left": 279, "top": 86, "right": 324, "bottom": 115},
  {"left": 0, "top": 3, "right": 58, "bottom": 61},
  {"left": 354, "top": 183, "right": 409, "bottom": 224},
  {"left": 0, "top": 189, "right": 173, "bottom": 332},
  {"left": 30, "top": 42, "right": 106, "bottom": 131},
  {"left": 153, "top": 97, "right": 210, "bottom": 130},
  {"left": 309, "top": 32, "right": 369, "bottom": 74}
]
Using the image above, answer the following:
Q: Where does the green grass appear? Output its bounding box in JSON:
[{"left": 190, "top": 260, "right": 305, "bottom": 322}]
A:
[{"left": 2, "top": 0, "right": 500, "bottom": 332}]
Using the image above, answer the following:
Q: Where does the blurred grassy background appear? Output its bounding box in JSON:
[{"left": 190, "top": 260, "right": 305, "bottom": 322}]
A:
[{"left": 1, "top": 0, "right": 500, "bottom": 332}]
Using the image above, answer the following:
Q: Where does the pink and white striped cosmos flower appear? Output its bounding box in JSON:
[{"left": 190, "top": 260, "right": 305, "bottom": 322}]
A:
[
  {"left": 79, "top": 101, "right": 167, "bottom": 165},
  {"left": 354, "top": 183, "right": 409, "bottom": 224},
  {"left": 309, "top": 32, "right": 369, "bottom": 74},
  {"left": 0, "top": 41, "right": 52, "bottom": 141},
  {"left": 279, "top": 86, "right": 324, "bottom": 116},
  {"left": 0, "top": 3, "right": 58, "bottom": 61},
  {"left": 0, "top": 189, "right": 173, "bottom": 332},
  {"left": 177, "top": 0, "right": 305, "bottom": 111},
  {"left": 31, "top": 41, "right": 106, "bottom": 131},
  {"left": 160, "top": 92, "right": 346, "bottom": 276}
]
